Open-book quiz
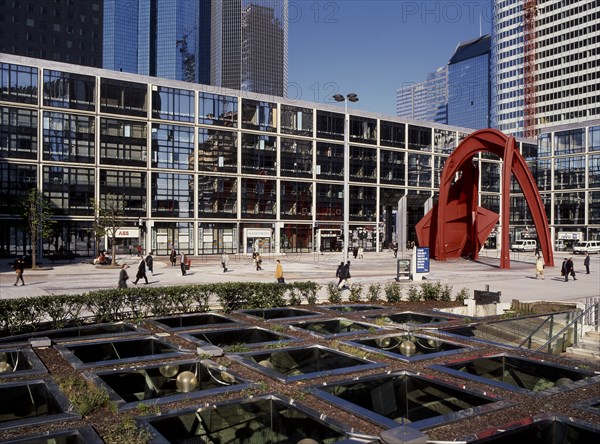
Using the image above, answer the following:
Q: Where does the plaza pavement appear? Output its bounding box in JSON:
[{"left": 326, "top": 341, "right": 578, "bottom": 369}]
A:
[{"left": 1, "top": 249, "right": 598, "bottom": 306}]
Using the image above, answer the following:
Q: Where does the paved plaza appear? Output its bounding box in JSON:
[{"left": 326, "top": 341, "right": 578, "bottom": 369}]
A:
[{"left": 1, "top": 249, "right": 598, "bottom": 306}]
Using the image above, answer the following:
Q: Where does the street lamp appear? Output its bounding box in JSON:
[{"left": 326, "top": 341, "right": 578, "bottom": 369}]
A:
[{"left": 333, "top": 93, "right": 359, "bottom": 264}]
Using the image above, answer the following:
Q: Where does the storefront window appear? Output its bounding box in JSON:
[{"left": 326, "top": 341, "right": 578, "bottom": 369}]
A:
[
  {"left": 198, "top": 223, "right": 237, "bottom": 255},
  {"left": 153, "top": 222, "right": 193, "bottom": 255}
]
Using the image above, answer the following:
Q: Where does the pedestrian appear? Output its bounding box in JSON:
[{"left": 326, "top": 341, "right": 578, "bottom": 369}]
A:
[
  {"left": 145, "top": 251, "right": 154, "bottom": 275},
  {"left": 255, "top": 253, "right": 262, "bottom": 271},
  {"left": 353, "top": 246, "right": 358, "bottom": 259},
  {"left": 358, "top": 246, "right": 364, "bottom": 259},
  {"left": 584, "top": 252, "right": 591, "bottom": 274},
  {"left": 535, "top": 256, "right": 545, "bottom": 280},
  {"left": 180, "top": 251, "right": 187, "bottom": 276},
  {"left": 392, "top": 242, "right": 398, "bottom": 258},
  {"left": 137, "top": 244, "right": 142, "bottom": 257},
  {"left": 336, "top": 261, "right": 344, "bottom": 287},
  {"left": 170, "top": 248, "right": 177, "bottom": 266},
  {"left": 118, "top": 264, "right": 129, "bottom": 289},
  {"left": 567, "top": 257, "right": 576, "bottom": 280},
  {"left": 342, "top": 261, "right": 351, "bottom": 288},
  {"left": 133, "top": 258, "right": 149, "bottom": 284},
  {"left": 221, "top": 251, "right": 229, "bottom": 273},
  {"left": 561, "top": 258, "right": 567, "bottom": 280},
  {"left": 13, "top": 257, "right": 25, "bottom": 286},
  {"left": 275, "top": 259, "right": 285, "bottom": 283}
]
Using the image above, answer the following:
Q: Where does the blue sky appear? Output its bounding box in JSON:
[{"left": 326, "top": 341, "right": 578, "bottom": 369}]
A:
[{"left": 288, "top": 0, "right": 492, "bottom": 115}]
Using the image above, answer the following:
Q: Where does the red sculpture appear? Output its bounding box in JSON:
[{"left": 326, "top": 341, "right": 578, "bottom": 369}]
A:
[{"left": 416, "top": 129, "right": 554, "bottom": 269}]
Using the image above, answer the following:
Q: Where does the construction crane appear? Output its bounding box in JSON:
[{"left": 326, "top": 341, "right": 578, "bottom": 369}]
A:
[{"left": 523, "top": 0, "right": 537, "bottom": 138}]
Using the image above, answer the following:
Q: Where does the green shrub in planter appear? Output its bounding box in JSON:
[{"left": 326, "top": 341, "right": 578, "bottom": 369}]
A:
[
  {"left": 348, "top": 282, "right": 363, "bottom": 303},
  {"left": 326, "top": 282, "right": 343, "bottom": 304},
  {"left": 407, "top": 286, "right": 421, "bottom": 302},
  {"left": 384, "top": 281, "right": 402, "bottom": 303},
  {"left": 366, "top": 283, "right": 381, "bottom": 303}
]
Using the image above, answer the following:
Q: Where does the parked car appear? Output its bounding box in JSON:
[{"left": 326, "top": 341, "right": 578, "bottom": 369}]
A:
[
  {"left": 572, "top": 240, "right": 600, "bottom": 254},
  {"left": 510, "top": 239, "right": 538, "bottom": 252}
]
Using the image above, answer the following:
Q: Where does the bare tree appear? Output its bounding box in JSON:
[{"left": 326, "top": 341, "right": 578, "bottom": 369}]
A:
[
  {"left": 91, "top": 194, "right": 127, "bottom": 266},
  {"left": 22, "top": 188, "right": 54, "bottom": 269}
]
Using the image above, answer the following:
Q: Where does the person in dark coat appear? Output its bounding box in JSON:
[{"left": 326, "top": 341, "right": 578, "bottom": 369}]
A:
[
  {"left": 169, "top": 248, "right": 177, "bottom": 266},
  {"left": 145, "top": 251, "right": 154, "bottom": 275},
  {"left": 336, "top": 261, "right": 344, "bottom": 287},
  {"left": 561, "top": 258, "right": 568, "bottom": 280},
  {"left": 584, "top": 252, "right": 591, "bottom": 274},
  {"left": 118, "top": 264, "right": 129, "bottom": 289},
  {"left": 133, "top": 258, "right": 149, "bottom": 284},
  {"left": 13, "top": 257, "right": 25, "bottom": 286},
  {"left": 567, "top": 257, "right": 576, "bottom": 280}
]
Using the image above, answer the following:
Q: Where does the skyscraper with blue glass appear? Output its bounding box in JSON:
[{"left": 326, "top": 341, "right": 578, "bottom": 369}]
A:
[{"left": 447, "top": 35, "right": 491, "bottom": 130}]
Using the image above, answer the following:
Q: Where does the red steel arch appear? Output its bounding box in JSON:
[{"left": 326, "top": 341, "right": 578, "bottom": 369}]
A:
[{"left": 416, "top": 129, "right": 554, "bottom": 269}]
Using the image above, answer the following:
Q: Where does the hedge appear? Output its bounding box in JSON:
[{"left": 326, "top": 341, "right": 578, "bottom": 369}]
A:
[{"left": 0, "top": 281, "right": 321, "bottom": 337}]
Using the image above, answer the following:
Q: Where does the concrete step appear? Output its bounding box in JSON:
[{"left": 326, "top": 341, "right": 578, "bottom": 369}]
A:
[{"left": 564, "top": 346, "right": 600, "bottom": 362}]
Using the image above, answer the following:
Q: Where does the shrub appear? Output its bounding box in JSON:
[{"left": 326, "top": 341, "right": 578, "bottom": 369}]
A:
[
  {"left": 287, "top": 288, "right": 303, "bottom": 306},
  {"left": 366, "top": 283, "right": 382, "bottom": 303},
  {"left": 407, "top": 286, "right": 421, "bottom": 302},
  {"left": 348, "top": 282, "right": 363, "bottom": 303},
  {"left": 455, "top": 287, "right": 470, "bottom": 303},
  {"left": 326, "top": 282, "right": 343, "bottom": 304},
  {"left": 440, "top": 284, "right": 453, "bottom": 302},
  {"left": 420, "top": 281, "right": 442, "bottom": 301},
  {"left": 384, "top": 281, "right": 402, "bottom": 303}
]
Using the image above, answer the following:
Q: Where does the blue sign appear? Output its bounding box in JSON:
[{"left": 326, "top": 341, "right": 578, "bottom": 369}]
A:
[{"left": 415, "top": 247, "right": 430, "bottom": 273}]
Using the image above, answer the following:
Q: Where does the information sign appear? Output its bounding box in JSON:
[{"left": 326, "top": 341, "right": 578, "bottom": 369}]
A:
[{"left": 415, "top": 247, "right": 430, "bottom": 273}]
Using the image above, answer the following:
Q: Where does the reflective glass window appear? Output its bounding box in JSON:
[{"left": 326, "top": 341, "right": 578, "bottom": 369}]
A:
[
  {"left": 554, "top": 156, "right": 585, "bottom": 190},
  {"left": 198, "top": 93, "right": 237, "bottom": 127},
  {"left": 537, "top": 133, "right": 551, "bottom": 157},
  {"left": 433, "top": 129, "right": 456, "bottom": 154},
  {"left": 481, "top": 194, "right": 500, "bottom": 214},
  {"left": 554, "top": 129, "right": 585, "bottom": 155},
  {"left": 536, "top": 159, "right": 552, "bottom": 191},
  {"left": 43, "top": 70, "right": 95, "bottom": 111},
  {"left": 349, "top": 116, "right": 377, "bottom": 145},
  {"left": 0, "top": 106, "right": 37, "bottom": 159},
  {"left": 151, "top": 172, "right": 193, "bottom": 218},
  {"left": 590, "top": 126, "right": 600, "bottom": 152},
  {"left": 408, "top": 125, "right": 432, "bottom": 152},
  {"left": 198, "top": 128, "right": 237, "bottom": 173},
  {"left": 589, "top": 154, "right": 600, "bottom": 188},
  {"left": 198, "top": 223, "right": 237, "bottom": 255},
  {"left": 43, "top": 112, "right": 95, "bottom": 163},
  {"left": 100, "top": 78, "right": 147, "bottom": 117},
  {"left": 510, "top": 195, "right": 532, "bottom": 225},
  {"left": 198, "top": 176, "right": 237, "bottom": 218},
  {"left": 0, "top": 63, "right": 38, "bottom": 104},
  {"left": 433, "top": 155, "right": 449, "bottom": 189},
  {"left": 380, "top": 149, "right": 405, "bottom": 185},
  {"left": 152, "top": 86, "right": 194, "bottom": 122},
  {"left": 350, "top": 186, "right": 376, "bottom": 221},
  {"left": 316, "top": 111, "right": 344, "bottom": 141},
  {"left": 349, "top": 146, "right": 377, "bottom": 183},
  {"left": 241, "top": 99, "right": 276, "bottom": 132},
  {"left": 281, "top": 105, "right": 313, "bottom": 136},
  {"left": 554, "top": 192, "right": 585, "bottom": 225},
  {"left": 316, "top": 183, "right": 343, "bottom": 221},
  {"left": 316, "top": 142, "right": 343, "bottom": 181},
  {"left": 151, "top": 124, "right": 194, "bottom": 170},
  {"left": 43, "top": 166, "right": 94, "bottom": 215},
  {"left": 241, "top": 178, "right": 276, "bottom": 218},
  {"left": 99, "top": 169, "right": 146, "bottom": 216},
  {"left": 521, "top": 142, "right": 537, "bottom": 161},
  {"left": 280, "top": 181, "right": 312, "bottom": 220},
  {"left": 407, "top": 152, "right": 432, "bottom": 187},
  {"left": 241, "top": 134, "right": 276, "bottom": 176},
  {"left": 589, "top": 191, "right": 600, "bottom": 225},
  {"left": 480, "top": 161, "right": 500, "bottom": 192},
  {"left": 100, "top": 118, "right": 147, "bottom": 167},
  {"left": 380, "top": 121, "right": 405, "bottom": 148},
  {"left": 280, "top": 138, "right": 312, "bottom": 178},
  {"left": 0, "top": 163, "right": 36, "bottom": 213}
]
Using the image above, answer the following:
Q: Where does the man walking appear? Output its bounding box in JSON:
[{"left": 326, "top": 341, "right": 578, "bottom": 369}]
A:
[
  {"left": 221, "top": 251, "right": 229, "bottom": 273},
  {"left": 275, "top": 259, "right": 284, "bottom": 283},
  {"left": 180, "top": 251, "right": 187, "bottom": 276},
  {"left": 145, "top": 251, "right": 154, "bottom": 275},
  {"left": 336, "top": 261, "right": 344, "bottom": 288},
  {"left": 133, "top": 258, "right": 149, "bottom": 284},
  {"left": 13, "top": 257, "right": 25, "bottom": 286}
]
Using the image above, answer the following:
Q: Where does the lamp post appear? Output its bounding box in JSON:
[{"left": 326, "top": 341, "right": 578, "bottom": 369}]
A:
[{"left": 333, "top": 93, "right": 358, "bottom": 264}]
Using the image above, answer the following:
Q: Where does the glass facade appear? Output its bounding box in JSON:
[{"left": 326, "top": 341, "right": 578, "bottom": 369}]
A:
[
  {"left": 3, "top": 54, "right": 595, "bottom": 260},
  {"left": 448, "top": 51, "right": 490, "bottom": 129}
]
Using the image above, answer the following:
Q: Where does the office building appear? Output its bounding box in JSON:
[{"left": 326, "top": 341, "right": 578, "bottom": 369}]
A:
[
  {"left": 3, "top": 54, "right": 596, "bottom": 262},
  {"left": 447, "top": 35, "right": 491, "bottom": 130},
  {"left": 396, "top": 66, "right": 447, "bottom": 124},
  {"left": 491, "top": 0, "right": 600, "bottom": 138},
  {"left": 0, "top": 0, "right": 103, "bottom": 67},
  {"left": 211, "top": 0, "right": 288, "bottom": 97}
]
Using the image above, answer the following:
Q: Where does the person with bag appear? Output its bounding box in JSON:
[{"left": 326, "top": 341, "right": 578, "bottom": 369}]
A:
[
  {"left": 13, "top": 257, "right": 25, "bottom": 286},
  {"left": 133, "top": 258, "right": 149, "bottom": 284},
  {"left": 275, "top": 259, "right": 284, "bottom": 283}
]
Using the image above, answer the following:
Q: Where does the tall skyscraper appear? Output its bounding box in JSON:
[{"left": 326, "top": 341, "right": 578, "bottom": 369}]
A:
[
  {"left": 396, "top": 66, "right": 447, "bottom": 124},
  {"left": 447, "top": 35, "right": 491, "bottom": 130},
  {"left": 211, "top": 0, "right": 288, "bottom": 97},
  {"left": 103, "top": 0, "right": 211, "bottom": 85},
  {"left": 491, "top": 0, "right": 600, "bottom": 137},
  {"left": 0, "top": 0, "right": 103, "bottom": 67}
]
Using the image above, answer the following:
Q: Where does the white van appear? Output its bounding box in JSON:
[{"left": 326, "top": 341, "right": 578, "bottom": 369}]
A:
[
  {"left": 573, "top": 240, "right": 600, "bottom": 254},
  {"left": 510, "top": 239, "right": 537, "bottom": 252}
]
